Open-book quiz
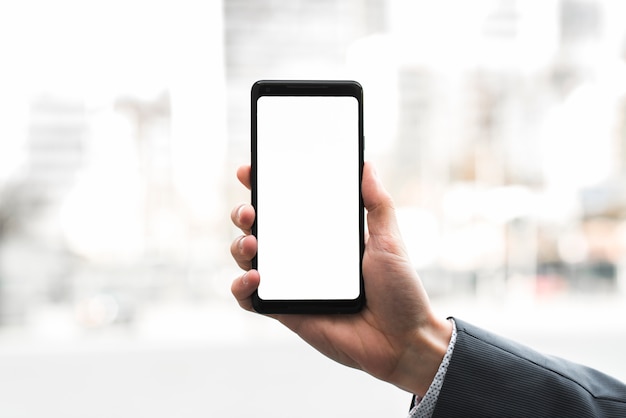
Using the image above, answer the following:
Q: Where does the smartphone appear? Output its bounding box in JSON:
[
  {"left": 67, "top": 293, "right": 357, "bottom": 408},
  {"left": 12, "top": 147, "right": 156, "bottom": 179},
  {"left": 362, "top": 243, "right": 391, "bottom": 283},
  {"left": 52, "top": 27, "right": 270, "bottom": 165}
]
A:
[{"left": 251, "top": 80, "right": 365, "bottom": 314}]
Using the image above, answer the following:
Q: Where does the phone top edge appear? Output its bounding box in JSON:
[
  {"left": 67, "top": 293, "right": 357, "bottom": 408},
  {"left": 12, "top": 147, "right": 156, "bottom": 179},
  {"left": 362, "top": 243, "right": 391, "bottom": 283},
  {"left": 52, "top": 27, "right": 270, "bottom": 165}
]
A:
[
  {"left": 253, "top": 79, "right": 362, "bottom": 86},
  {"left": 252, "top": 80, "right": 362, "bottom": 98}
]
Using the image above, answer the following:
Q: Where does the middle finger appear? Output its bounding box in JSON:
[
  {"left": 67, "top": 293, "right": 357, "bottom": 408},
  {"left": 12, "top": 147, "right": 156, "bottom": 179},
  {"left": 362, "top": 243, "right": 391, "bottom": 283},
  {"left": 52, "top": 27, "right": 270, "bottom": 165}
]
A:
[
  {"left": 231, "top": 203, "right": 255, "bottom": 235},
  {"left": 230, "top": 234, "right": 258, "bottom": 270}
]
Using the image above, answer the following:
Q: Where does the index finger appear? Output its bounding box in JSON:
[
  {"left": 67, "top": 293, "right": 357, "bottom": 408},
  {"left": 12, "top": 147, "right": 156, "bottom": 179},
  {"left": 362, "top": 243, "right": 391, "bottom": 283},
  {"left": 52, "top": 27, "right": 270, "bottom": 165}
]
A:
[{"left": 237, "top": 165, "right": 251, "bottom": 190}]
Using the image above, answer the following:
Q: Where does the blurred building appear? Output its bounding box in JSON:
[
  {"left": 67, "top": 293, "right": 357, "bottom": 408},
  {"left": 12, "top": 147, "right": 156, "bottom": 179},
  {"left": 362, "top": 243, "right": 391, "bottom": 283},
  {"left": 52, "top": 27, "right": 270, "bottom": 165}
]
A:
[
  {"left": 1, "top": 0, "right": 626, "bottom": 330},
  {"left": 0, "top": 96, "right": 87, "bottom": 324},
  {"left": 224, "top": 0, "right": 387, "bottom": 151},
  {"left": 26, "top": 96, "right": 87, "bottom": 206}
]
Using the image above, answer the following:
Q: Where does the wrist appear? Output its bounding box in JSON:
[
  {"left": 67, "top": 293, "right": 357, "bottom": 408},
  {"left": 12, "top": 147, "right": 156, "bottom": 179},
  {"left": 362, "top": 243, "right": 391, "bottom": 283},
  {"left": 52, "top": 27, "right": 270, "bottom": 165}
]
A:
[{"left": 393, "top": 315, "right": 453, "bottom": 396}]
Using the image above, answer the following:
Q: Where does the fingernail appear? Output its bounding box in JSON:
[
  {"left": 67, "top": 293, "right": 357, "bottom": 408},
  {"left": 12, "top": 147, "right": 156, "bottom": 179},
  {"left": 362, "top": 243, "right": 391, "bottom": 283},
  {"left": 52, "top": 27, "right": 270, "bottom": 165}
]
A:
[
  {"left": 237, "top": 235, "right": 245, "bottom": 251},
  {"left": 242, "top": 271, "right": 249, "bottom": 286},
  {"left": 236, "top": 204, "right": 245, "bottom": 220}
]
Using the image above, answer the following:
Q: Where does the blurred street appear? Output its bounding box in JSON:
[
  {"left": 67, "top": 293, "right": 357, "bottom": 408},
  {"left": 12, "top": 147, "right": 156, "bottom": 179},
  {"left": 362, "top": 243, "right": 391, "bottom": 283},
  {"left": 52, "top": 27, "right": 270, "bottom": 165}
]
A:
[
  {"left": 0, "top": 303, "right": 409, "bottom": 418},
  {"left": 0, "top": 296, "right": 624, "bottom": 418}
]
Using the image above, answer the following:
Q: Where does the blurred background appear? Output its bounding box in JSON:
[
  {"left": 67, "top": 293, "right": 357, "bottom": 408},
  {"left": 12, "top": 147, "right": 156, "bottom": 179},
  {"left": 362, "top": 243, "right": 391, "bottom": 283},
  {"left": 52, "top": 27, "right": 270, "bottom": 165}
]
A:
[{"left": 1, "top": 0, "right": 626, "bottom": 416}]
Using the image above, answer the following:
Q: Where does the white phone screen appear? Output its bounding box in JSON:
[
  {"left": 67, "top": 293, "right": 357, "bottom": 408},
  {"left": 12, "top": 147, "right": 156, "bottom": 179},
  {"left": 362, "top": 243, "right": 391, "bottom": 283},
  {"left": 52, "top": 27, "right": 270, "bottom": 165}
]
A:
[{"left": 256, "top": 95, "right": 361, "bottom": 300}]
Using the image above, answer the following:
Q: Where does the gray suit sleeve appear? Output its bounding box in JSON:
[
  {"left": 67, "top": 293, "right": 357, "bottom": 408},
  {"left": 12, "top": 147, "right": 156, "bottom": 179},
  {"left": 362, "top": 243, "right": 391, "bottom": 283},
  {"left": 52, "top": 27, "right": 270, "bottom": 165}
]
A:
[{"left": 432, "top": 318, "right": 626, "bottom": 418}]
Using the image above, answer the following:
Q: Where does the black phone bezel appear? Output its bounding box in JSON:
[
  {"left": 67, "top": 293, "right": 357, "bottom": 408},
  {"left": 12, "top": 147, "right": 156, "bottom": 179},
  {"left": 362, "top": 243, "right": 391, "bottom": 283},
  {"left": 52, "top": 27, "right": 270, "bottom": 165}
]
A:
[{"left": 250, "top": 80, "right": 365, "bottom": 314}]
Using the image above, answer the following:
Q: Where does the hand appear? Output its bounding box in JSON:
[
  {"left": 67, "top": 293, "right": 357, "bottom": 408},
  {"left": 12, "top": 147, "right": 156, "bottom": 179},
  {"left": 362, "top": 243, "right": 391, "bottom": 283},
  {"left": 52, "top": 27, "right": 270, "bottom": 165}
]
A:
[{"left": 230, "top": 162, "right": 452, "bottom": 396}]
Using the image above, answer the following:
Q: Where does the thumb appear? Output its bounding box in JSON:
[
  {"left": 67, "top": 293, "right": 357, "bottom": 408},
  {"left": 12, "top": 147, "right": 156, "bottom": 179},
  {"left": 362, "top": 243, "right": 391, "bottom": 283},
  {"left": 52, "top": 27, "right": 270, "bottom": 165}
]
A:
[{"left": 362, "top": 162, "right": 402, "bottom": 239}]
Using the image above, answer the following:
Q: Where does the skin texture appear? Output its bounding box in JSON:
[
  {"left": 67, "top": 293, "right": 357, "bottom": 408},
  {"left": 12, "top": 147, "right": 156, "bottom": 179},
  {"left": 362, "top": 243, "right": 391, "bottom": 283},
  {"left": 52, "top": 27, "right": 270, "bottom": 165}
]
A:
[{"left": 230, "top": 162, "right": 452, "bottom": 396}]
